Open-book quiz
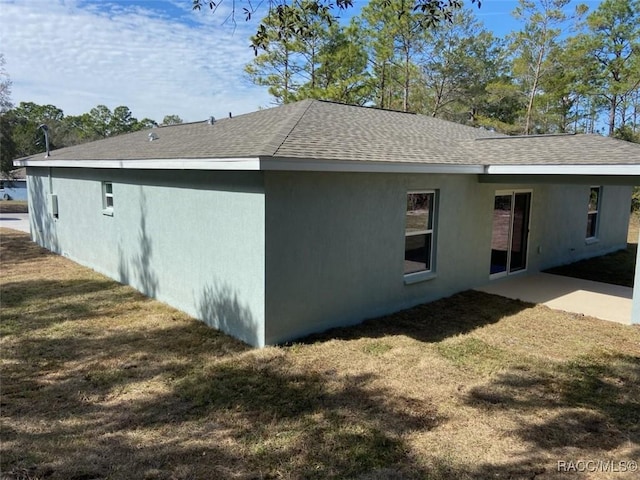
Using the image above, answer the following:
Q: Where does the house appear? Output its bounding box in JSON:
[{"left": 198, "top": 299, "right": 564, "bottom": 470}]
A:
[
  {"left": 0, "top": 167, "right": 28, "bottom": 201},
  {"left": 13, "top": 100, "right": 640, "bottom": 346}
]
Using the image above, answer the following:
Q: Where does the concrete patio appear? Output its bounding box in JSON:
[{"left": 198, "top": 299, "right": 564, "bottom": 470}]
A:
[{"left": 476, "top": 272, "right": 633, "bottom": 325}]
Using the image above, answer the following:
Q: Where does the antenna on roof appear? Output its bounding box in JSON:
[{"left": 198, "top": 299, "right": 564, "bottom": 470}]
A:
[
  {"left": 38, "top": 124, "right": 50, "bottom": 158},
  {"left": 208, "top": 116, "right": 215, "bottom": 125}
]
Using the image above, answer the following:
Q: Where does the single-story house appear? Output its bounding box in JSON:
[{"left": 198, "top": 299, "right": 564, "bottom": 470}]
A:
[
  {"left": 14, "top": 100, "right": 640, "bottom": 346},
  {"left": 0, "top": 167, "right": 28, "bottom": 201}
]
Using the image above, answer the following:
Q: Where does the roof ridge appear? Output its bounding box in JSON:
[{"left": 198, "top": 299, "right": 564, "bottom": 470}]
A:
[{"left": 267, "top": 99, "right": 316, "bottom": 157}]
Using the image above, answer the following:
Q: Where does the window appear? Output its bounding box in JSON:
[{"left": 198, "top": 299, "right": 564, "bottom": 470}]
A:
[
  {"left": 102, "top": 182, "right": 114, "bottom": 213},
  {"left": 405, "top": 191, "right": 436, "bottom": 275},
  {"left": 586, "top": 186, "right": 600, "bottom": 239}
]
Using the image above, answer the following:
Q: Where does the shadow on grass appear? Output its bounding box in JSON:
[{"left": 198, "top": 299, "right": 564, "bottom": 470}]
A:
[
  {"left": 5, "top": 226, "right": 638, "bottom": 479},
  {"left": 299, "top": 290, "right": 533, "bottom": 345},
  {"left": 0, "top": 229, "right": 51, "bottom": 267},
  {"left": 0, "top": 279, "right": 147, "bottom": 336},
  {"left": 544, "top": 245, "right": 637, "bottom": 288},
  {"left": 462, "top": 353, "right": 640, "bottom": 475},
  {"left": 2, "top": 320, "right": 439, "bottom": 479}
]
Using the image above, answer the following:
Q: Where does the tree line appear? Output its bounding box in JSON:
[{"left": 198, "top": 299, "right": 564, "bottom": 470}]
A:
[
  {"left": 244, "top": 0, "right": 639, "bottom": 140},
  {"left": 1, "top": 0, "right": 638, "bottom": 176},
  {"left": 0, "top": 66, "right": 183, "bottom": 173}
]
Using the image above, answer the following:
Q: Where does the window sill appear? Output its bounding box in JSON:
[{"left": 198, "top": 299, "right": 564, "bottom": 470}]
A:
[
  {"left": 585, "top": 237, "right": 599, "bottom": 245},
  {"left": 404, "top": 271, "right": 437, "bottom": 285},
  {"left": 102, "top": 208, "right": 114, "bottom": 217}
]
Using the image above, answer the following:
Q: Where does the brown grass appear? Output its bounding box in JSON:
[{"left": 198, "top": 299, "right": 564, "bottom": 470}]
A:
[{"left": 1, "top": 228, "right": 639, "bottom": 480}]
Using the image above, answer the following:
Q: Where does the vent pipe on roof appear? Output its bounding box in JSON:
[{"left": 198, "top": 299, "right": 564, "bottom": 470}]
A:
[
  {"left": 148, "top": 132, "right": 159, "bottom": 141},
  {"left": 38, "top": 124, "right": 50, "bottom": 158},
  {"left": 229, "top": 112, "right": 232, "bottom": 119},
  {"left": 208, "top": 116, "right": 215, "bottom": 125}
]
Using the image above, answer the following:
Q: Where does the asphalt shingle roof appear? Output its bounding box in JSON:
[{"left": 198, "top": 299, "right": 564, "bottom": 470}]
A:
[
  {"left": 468, "top": 134, "right": 640, "bottom": 165},
  {"left": 16, "top": 99, "right": 640, "bottom": 167}
]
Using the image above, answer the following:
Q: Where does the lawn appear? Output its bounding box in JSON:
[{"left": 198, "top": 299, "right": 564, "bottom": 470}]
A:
[{"left": 1, "top": 228, "right": 639, "bottom": 480}]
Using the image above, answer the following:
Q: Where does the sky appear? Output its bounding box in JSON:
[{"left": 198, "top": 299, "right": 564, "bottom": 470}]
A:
[{"left": 0, "top": 0, "right": 602, "bottom": 123}]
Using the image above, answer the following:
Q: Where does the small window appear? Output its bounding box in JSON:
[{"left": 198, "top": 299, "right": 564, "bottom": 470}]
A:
[
  {"left": 102, "top": 182, "right": 114, "bottom": 212},
  {"left": 586, "top": 186, "right": 600, "bottom": 239},
  {"left": 405, "top": 191, "right": 436, "bottom": 275}
]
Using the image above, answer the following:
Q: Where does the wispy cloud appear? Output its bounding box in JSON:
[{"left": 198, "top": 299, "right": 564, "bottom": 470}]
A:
[{"left": 0, "top": 0, "right": 272, "bottom": 121}]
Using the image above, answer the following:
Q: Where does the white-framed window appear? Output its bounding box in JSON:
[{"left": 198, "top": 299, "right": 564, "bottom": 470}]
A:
[
  {"left": 404, "top": 191, "right": 437, "bottom": 276},
  {"left": 586, "top": 186, "right": 601, "bottom": 239},
  {"left": 102, "top": 181, "right": 114, "bottom": 214}
]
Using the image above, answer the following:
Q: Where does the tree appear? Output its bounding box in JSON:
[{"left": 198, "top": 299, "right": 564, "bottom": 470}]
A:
[
  {"left": 418, "top": 7, "right": 505, "bottom": 123},
  {"left": 192, "top": 0, "right": 481, "bottom": 52},
  {"left": 1, "top": 102, "right": 159, "bottom": 173},
  {"left": 135, "top": 118, "right": 159, "bottom": 130},
  {"left": 508, "top": 0, "right": 578, "bottom": 134},
  {"left": 162, "top": 114, "right": 184, "bottom": 125},
  {"left": 302, "top": 23, "right": 372, "bottom": 105},
  {"left": 6, "top": 102, "right": 65, "bottom": 159},
  {"left": 110, "top": 105, "right": 137, "bottom": 135},
  {"left": 569, "top": 0, "right": 640, "bottom": 135},
  {"left": 358, "top": 0, "right": 429, "bottom": 112},
  {"left": 245, "top": 4, "right": 310, "bottom": 104},
  {"left": 246, "top": 0, "right": 373, "bottom": 106},
  {"left": 1, "top": 53, "right": 15, "bottom": 174},
  {"left": 80, "top": 105, "right": 153, "bottom": 138},
  {"left": 0, "top": 53, "right": 12, "bottom": 114},
  {"left": 476, "top": 77, "right": 528, "bottom": 134}
]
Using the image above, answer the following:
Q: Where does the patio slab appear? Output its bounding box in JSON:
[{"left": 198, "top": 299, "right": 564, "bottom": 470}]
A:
[{"left": 475, "top": 272, "right": 632, "bottom": 325}]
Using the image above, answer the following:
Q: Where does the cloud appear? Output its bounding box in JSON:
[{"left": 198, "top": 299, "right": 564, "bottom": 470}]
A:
[{"left": 0, "top": 0, "right": 272, "bottom": 121}]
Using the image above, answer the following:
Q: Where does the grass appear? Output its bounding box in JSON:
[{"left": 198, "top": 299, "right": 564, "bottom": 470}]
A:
[
  {"left": 0, "top": 200, "right": 28, "bottom": 214},
  {"left": 1, "top": 228, "right": 639, "bottom": 479}
]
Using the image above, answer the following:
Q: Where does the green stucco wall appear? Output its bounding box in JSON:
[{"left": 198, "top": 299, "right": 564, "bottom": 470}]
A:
[
  {"left": 26, "top": 167, "right": 631, "bottom": 346},
  {"left": 264, "top": 171, "right": 631, "bottom": 345},
  {"left": 27, "top": 167, "right": 266, "bottom": 346}
]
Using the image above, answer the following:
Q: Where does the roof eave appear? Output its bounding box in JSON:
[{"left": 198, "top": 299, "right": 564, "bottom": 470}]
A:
[
  {"left": 484, "top": 164, "right": 640, "bottom": 175},
  {"left": 14, "top": 158, "right": 639, "bottom": 177},
  {"left": 14, "top": 156, "right": 486, "bottom": 174},
  {"left": 14, "top": 157, "right": 262, "bottom": 171}
]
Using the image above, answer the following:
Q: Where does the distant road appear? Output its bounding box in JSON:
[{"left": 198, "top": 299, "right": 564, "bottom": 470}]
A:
[{"left": 0, "top": 213, "right": 30, "bottom": 233}]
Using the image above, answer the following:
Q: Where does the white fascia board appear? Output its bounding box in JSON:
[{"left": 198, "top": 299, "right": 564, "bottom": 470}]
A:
[
  {"left": 261, "top": 157, "right": 485, "bottom": 174},
  {"left": 485, "top": 164, "right": 640, "bottom": 176},
  {"left": 14, "top": 157, "right": 261, "bottom": 170}
]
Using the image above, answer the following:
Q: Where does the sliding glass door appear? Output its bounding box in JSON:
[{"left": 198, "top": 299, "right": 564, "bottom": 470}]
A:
[{"left": 490, "top": 191, "right": 531, "bottom": 276}]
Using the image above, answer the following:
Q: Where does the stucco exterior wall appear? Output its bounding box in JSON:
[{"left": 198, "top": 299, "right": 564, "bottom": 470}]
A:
[
  {"left": 531, "top": 183, "right": 631, "bottom": 269},
  {"left": 264, "top": 171, "right": 631, "bottom": 345},
  {"left": 27, "top": 167, "right": 267, "bottom": 347},
  {"left": 26, "top": 167, "right": 631, "bottom": 347}
]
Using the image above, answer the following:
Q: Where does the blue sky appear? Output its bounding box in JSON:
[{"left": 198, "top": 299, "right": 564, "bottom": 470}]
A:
[{"left": 0, "top": 0, "right": 602, "bottom": 123}]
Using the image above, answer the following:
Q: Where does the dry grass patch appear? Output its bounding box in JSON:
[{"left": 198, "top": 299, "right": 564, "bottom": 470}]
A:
[{"left": 2, "top": 228, "right": 639, "bottom": 479}]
